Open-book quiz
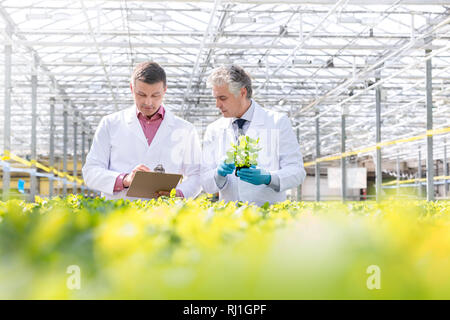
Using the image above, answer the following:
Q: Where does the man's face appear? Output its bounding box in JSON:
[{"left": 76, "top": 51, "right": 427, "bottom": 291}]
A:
[
  {"left": 212, "top": 84, "right": 246, "bottom": 118},
  {"left": 131, "top": 80, "right": 167, "bottom": 117}
]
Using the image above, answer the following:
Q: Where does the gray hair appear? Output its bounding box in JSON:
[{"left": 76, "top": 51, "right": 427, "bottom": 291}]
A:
[{"left": 207, "top": 65, "right": 252, "bottom": 99}]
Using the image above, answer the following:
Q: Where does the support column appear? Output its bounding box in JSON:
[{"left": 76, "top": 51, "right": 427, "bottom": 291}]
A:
[
  {"left": 88, "top": 136, "right": 92, "bottom": 152},
  {"left": 315, "top": 112, "right": 320, "bottom": 201},
  {"left": 3, "top": 25, "right": 12, "bottom": 200},
  {"left": 418, "top": 148, "right": 423, "bottom": 198},
  {"left": 425, "top": 45, "right": 434, "bottom": 201},
  {"left": 396, "top": 153, "right": 400, "bottom": 195},
  {"left": 296, "top": 127, "right": 302, "bottom": 201},
  {"left": 341, "top": 113, "right": 346, "bottom": 202},
  {"left": 73, "top": 111, "right": 78, "bottom": 194},
  {"left": 49, "top": 97, "right": 55, "bottom": 198},
  {"left": 63, "top": 104, "right": 68, "bottom": 196},
  {"left": 445, "top": 142, "right": 448, "bottom": 198},
  {"left": 81, "top": 121, "right": 86, "bottom": 196},
  {"left": 375, "top": 75, "right": 382, "bottom": 201},
  {"left": 30, "top": 53, "right": 38, "bottom": 202},
  {"left": 87, "top": 134, "right": 93, "bottom": 195}
]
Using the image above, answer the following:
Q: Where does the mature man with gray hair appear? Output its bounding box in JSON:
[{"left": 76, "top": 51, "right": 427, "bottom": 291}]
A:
[{"left": 201, "top": 65, "right": 306, "bottom": 205}]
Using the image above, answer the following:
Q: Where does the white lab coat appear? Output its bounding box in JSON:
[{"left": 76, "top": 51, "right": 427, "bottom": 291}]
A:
[
  {"left": 201, "top": 101, "right": 306, "bottom": 206},
  {"left": 82, "top": 106, "right": 202, "bottom": 200}
]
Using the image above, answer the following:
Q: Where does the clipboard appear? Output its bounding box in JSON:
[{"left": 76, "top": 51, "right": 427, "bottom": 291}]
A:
[{"left": 126, "top": 171, "right": 182, "bottom": 199}]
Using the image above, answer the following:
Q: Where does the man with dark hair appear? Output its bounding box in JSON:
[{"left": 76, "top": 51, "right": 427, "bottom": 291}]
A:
[
  {"left": 201, "top": 65, "right": 306, "bottom": 205},
  {"left": 132, "top": 61, "right": 167, "bottom": 87},
  {"left": 83, "top": 61, "right": 201, "bottom": 200}
]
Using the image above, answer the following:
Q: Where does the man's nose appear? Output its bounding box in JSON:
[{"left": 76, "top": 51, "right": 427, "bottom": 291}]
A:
[{"left": 145, "top": 97, "right": 154, "bottom": 106}]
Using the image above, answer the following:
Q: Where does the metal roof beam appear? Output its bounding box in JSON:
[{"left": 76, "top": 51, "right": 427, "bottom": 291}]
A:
[{"left": 15, "top": 40, "right": 447, "bottom": 51}]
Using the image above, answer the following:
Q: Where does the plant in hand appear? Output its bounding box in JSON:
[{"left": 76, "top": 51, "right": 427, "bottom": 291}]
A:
[{"left": 225, "top": 135, "right": 261, "bottom": 176}]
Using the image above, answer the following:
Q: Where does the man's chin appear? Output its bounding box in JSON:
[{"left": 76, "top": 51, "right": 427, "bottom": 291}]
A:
[{"left": 142, "top": 108, "right": 157, "bottom": 116}]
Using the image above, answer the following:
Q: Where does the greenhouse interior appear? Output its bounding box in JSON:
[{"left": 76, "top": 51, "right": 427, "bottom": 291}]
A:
[{"left": 1, "top": 0, "right": 450, "bottom": 301}]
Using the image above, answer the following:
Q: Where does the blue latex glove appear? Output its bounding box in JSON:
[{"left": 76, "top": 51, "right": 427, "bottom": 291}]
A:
[
  {"left": 217, "top": 161, "right": 235, "bottom": 177},
  {"left": 237, "top": 166, "right": 271, "bottom": 185}
]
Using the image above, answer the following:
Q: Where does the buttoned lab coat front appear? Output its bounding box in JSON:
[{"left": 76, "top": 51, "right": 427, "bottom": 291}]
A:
[
  {"left": 82, "top": 106, "right": 202, "bottom": 200},
  {"left": 201, "top": 101, "right": 306, "bottom": 206}
]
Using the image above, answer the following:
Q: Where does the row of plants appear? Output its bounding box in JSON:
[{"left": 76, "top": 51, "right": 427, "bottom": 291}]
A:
[{"left": 0, "top": 195, "right": 449, "bottom": 299}]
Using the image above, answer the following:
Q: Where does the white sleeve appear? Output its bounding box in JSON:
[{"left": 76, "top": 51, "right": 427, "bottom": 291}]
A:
[
  {"left": 177, "top": 126, "right": 202, "bottom": 199},
  {"left": 267, "top": 173, "right": 281, "bottom": 192},
  {"left": 269, "top": 115, "right": 306, "bottom": 192},
  {"left": 200, "top": 125, "right": 221, "bottom": 194},
  {"left": 214, "top": 171, "right": 228, "bottom": 190},
  {"left": 82, "top": 117, "right": 121, "bottom": 195}
]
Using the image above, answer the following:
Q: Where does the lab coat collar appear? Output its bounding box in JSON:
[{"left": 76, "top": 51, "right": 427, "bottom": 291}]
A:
[
  {"left": 249, "top": 100, "right": 266, "bottom": 126},
  {"left": 136, "top": 105, "right": 165, "bottom": 121},
  {"left": 126, "top": 104, "right": 174, "bottom": 125},
  {"left": 232, "top": 100, "right": 255, "bottom": 123}
]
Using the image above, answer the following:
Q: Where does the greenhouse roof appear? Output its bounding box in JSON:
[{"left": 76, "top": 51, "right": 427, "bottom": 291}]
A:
[{"left": 1, "top": 0, "right": 449, "bottom": 164}]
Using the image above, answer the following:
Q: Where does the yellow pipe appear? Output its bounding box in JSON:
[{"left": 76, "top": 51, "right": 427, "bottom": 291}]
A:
[
  {"left": 305, "top": 127, "right": 450, "bottom": 167},
  {"left": 1, "top": 150, "right": 85, "bottom": 186}
]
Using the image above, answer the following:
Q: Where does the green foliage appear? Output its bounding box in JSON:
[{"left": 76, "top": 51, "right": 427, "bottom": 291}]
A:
[
  {"left": 225, "top": 135, "right": 261, "bottom": 168},
  {"left": 0, "top": 196, "right": 450, "bottom": 299}
]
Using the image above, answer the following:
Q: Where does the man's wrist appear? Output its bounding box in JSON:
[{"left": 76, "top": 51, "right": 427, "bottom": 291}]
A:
[
  {"left": 176, "top": 189, "right": 184, "bottom": 198},
  {"left": 264, "top": 173, "right": 272, "bottom": 185},
  {"left": 217, "top": 167, "right": 226, "bottom": 177},
  {"left": 122, "top": 173, "right": 129, "bottom": 188}
]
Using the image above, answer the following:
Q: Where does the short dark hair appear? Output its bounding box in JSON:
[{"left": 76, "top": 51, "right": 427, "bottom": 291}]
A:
[{"left": 132, "top": 61, "right": 166, "bottom": 87}]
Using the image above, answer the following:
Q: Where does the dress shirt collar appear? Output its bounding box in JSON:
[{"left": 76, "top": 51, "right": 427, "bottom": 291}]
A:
[
  {"left": 233, "top": 99, "right": 255, "bottom": 123},
  {"left": 136, "top": 105, "right": 165, "bottom": 121}
]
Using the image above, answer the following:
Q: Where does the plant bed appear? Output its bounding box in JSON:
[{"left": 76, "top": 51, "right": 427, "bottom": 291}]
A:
[{"left": 1, "top": 196, "right": 450, "bottom": 299}]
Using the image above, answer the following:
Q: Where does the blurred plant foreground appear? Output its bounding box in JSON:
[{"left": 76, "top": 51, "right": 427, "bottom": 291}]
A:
[{"left": 1, "top": 195, "right": 449, "bottom": 299}]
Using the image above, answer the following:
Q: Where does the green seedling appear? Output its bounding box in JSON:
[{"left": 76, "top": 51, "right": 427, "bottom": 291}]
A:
[{"left": 225, "top": 135, "right": 262, "bottom": 176}]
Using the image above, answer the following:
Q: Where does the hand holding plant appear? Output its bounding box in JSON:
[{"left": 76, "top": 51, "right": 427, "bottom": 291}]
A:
[
  {"left": 225, "top": 135, "right": 262, "bottom": 176},
  {"left": 217, "top": 161, "right": 235, "bottom": 177},
  {"left": 237, "top": 167, "right": 271, "bottom": 185}
]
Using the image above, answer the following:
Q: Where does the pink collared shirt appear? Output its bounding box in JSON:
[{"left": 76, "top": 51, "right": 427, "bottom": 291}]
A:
[
  {"left": 136, "top": 105, "right": 165, "bottom": 146},
  {"left": 113, "top": 106, "right": 183, "bottom": 197}
]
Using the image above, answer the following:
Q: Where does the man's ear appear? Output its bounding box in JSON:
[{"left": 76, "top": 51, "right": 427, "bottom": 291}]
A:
[
  {"left": 130, "top": 83, "right": 133, "bottom": 93},
  {"left": 241, "top": 87, "right": 247, "bottom": 98}
]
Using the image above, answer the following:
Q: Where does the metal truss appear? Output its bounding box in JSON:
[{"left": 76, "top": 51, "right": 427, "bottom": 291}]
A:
[{"left": 0, "top": 0, "right": 449, "bottom": 167}]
